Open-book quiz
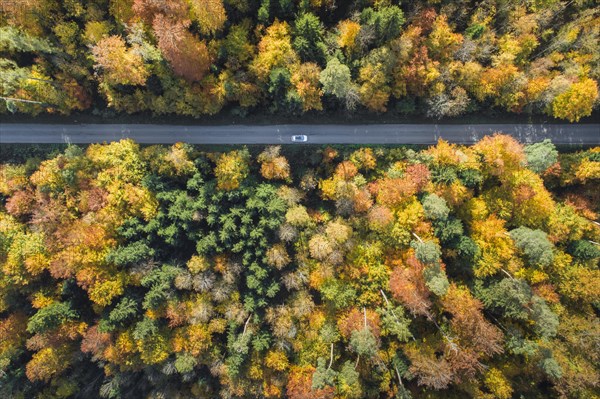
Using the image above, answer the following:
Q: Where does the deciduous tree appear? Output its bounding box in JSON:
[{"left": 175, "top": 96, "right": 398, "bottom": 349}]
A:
[
  {"left": 91, "top": 36, "right": 148, "bottom": 85},
  {"left": 153, "top": 16, "right": 211, "bottom": 82}
]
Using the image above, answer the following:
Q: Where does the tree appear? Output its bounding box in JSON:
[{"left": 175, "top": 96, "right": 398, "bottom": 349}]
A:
[
  {"left": 478, "top": 278, "right": 532, "bottom": 320},
  {"left": 539, "top": 352, "right": 562, "bottom": 379},
  {"left": 404, "top": 344, "right": 453, "bottom": 390},
  {"left": 568, "top": 240, "right": 600, "bottom": 261},
  {"left": 509, "top": 227, "right": 554, "bottom": 267},
  {"left": 132, "top": 0, "right": 188, "bottom": 23},
  {"left": 26, "top": 346, "right": 71, "bottom": 382},
  {"left": 27, "top": 302, "right": 78, "bottom": 334},
  {"left": 349, "top": 148, "right": 376, "bottom": 171},
  {"left": 371, "top": 177, "right": 417, "bottom": 208},
  {"left": 478, "top": 278, "right": 558, "bottom": 339},
  {"left": 286, "top": 205, "right": 312, "bottom": 227},
  {"left": 0, "top": 26, "right": 54, "bottom": 53},
  {"left": 319, "top": 58, "right": 353, "bottom": 100},
  {"left": 498, "top": 169, "right": 556, "bottom": 228},
  {"left": 471, "top": 215, "right": 515, "bottom": 277},
  {"left": 337, "top": 361, "right": 361, "bottom": 399},
  {"left": 422, "top": 263, "right": 449, "bottom": 296},
  {"left": 525, "top": 139, "right": 558, "bottom": 174},
  {"left": 426, "top": 15, "right": 463, "bottom": 61},
  {"left": 99, "top": 297, "right": 139, "bottom": 332},
  {"left": 442, "top": 284, "right": 503, "bottom": 358},
  {"left": 312, "top": 358, "right": 337, "bottom": 392},
  {"left": 422, "top": 194, "right": 450, "bottom": 221},
  {"left": 530, "top": 296, "right": 559, "bottom": 339},
  {"left": 547, "top": 204, "right": 589, "bottom": 243},
  {"left": 350, "top": 327, "right": 378, "bottom": 358},
  {"left": 251, "top": 20, "right": 299, "bottom": 82},
  {"left": 268, "top": 67, "right": 302, "bottom": 114},
  {"left": 358, "top": 62, "right": 390, "bottom": 112},
  {"left": 153, "top": 16, "right": 211, "bottom": 82},
  {"left": 473, "top": 134, "right": 526, "bottom": 178},
  {"left": 266, "top": 244, "right": 291, "bottom": 269},
  {"left": 221, "top": 23, "right": 255, "bottom": 70},
  {"left": 426, "top": 87, "right": 470, "bottom": 119},
  {"left": 360, "top": 6, "right": 404, "bottom": 46},
  {"left": 258, "top": 146, "right": 291, "bottom": 181},
  {"left": 411, "top": 240, "right": 441, "bottom": 266},
  {"left": 389, "top": 256, "right": 432, "bottom": 317},
  {"left": 293, "top": 13, "right": 326, "bottom": 64},
  {"left": 91, "top": 36, "right": 148, "bottom": 85},
  {"left": 189, "top": 0, "right": 226, "bottom": 35},
  {"left": 485, "top": 368, "right": 513, "bottom": 399},
  {"left": 337, "top": 20, "right": 360, "bottom": 56},
  {"left": 550, "top": 78, "right": 598, "bottom": 122},
  {"left": 309, "top": 234, "right": 333, "bottom": 261},
  {"left": 368, "top": 205, "right": 394, "bottom": 231},
  {"left": 292, "top": 62, "right": 323, "bottom": 111},
  {"left": 325, "top": 219, "right": 352, "bottom": 244},
  {"left": 214, "top": 149, "right": 250, "bottom": 191},
  {"left": 289, "top": 365, "right": 334, "bottom": 399}
]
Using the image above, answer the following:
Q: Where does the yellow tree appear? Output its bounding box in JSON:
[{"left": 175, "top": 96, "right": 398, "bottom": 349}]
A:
[
  {"left": 189, "top": 0, "right": 227, "bottom": 35},
  {"left": 337, "top": 20, "right": 360, "bottom": 57},
  {"left": 291, "top": 63, "right": 323, "bottom": 111},
  {"left": 26, "top": 345, "right": 72, "bottom": 382},
  {"left": 471, "top": 215, "right": 516, "bottom": 277},
  {"left": 214, "top": 149, "right": 250, "bottom": 191},
  {"left": 551, "top": 78, "right": 599, "bottom": 122},
  {"left": 485, "top": 368, "right": 513, "bottom": 399},
  {"left": 349, "top": 148, "right": 376, "bottom": 171},
  {"left": 257, "top": 146, "right": 291, "bottom": 181},
  {"left": 91, "top": 36, "right": 149, "bottom": 86},
  {"left": 426, "top": 15, "right": 463, "bottom": 61},
  {"left": 250, "top": 20, "right": 299, "bottom": 83},
  {"left": 359, "top": 63, "right": 390, "bottom": 112},
  {"left": 475, "top": 64, "right": 522, "bottom": 110},
  {"left": 472, "top": 134, "right": 525, "bottom": 179},
  {"left": 503, "top": 169, "right": 555, "bottom": 228}
]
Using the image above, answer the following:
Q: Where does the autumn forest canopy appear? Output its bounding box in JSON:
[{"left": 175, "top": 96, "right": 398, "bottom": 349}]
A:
[
  {"left": 1, "top": 136, "right": 599, "bottom": 398},
  {"left": 1, "top": 0, "right": 599, "bottom": 121}
]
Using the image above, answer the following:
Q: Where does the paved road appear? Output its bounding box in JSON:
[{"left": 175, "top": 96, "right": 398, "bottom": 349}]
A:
[{"left": 1, "top": 123, "right": 598, "bottom": 144}]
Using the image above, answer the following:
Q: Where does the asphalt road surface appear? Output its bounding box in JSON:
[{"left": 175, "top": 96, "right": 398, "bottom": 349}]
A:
[{"left": 1, "top": 123, "right": 598, "bottom": 145}]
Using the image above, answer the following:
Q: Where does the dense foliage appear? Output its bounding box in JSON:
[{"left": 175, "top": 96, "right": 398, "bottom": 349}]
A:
[
  {"left": 1, "top": 0, "right": 599, "bottom": 121},
  {"left": 1, "top": 136, "right": 599, "bottom": 398}
]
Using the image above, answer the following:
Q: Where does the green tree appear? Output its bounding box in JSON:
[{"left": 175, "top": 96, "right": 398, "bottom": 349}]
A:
[
  {"left": 350, "top": 327, "right": 378, "bottom": 358},
  {"left": 422, "top": 263, "right": 449, "bottom": 296},
  {"left": 568, "top": 240, "right": 600, "bottom": 261},
  {"left": 525, "top": 139, "right": 558, "bottom": 174},
  {"left": 411, "top": 240, "right": 442, "bottom": 265},
  {"left": 320, "top": 58, "right": 353, "bottom": 100},
  {"left": 27, "top": 302, "right": 78, "bottom": 334},
  {"left": 359, "top": 6, "right": 404, "bottom": 46},
  {"left": 509, "top": 227, "right": 554, "bottom": 268},
  {"left": 422, "top": 194, "right": 450, "bottom": 221},
  {"left": 0, "top": 26, "right": 54, "bottom": 53},
  {"left": 293, "top": 13, "right": 326, "bottom": 64},
  {"left": 312, "top": 357, "right": 337, "bottom": 390},
  {"left": 337, "top": 361, "right": 361, "bottom": 398}
]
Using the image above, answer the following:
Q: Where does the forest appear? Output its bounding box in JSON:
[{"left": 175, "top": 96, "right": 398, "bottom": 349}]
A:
[
  {"left": 1, "top": 136, "right": 599, "bottom": 398},
  {"left": 1, "top": 0, "right": 599, "bottom": 121}
]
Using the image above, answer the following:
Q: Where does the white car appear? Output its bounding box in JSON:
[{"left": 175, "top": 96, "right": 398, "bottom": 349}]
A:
[{"left": 291, "top": 134, "right": 308, "bottom": 142}]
